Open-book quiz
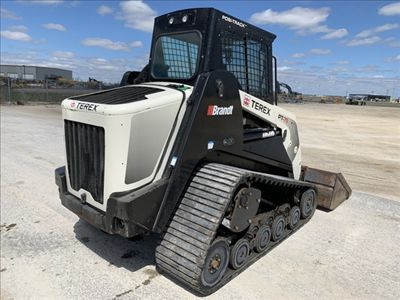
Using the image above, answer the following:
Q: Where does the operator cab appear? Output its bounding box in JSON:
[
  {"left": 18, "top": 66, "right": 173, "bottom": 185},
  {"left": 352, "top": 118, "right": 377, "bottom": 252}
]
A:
[{"left": 128, "top": 8, "right": 277, "bottom": 105}]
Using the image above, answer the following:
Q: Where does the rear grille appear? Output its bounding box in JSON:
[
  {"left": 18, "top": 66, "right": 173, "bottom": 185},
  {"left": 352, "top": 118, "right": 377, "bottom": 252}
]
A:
[
  {"left": 69, "top": 86, "right": 162, "bottom": 105},
  {"left": 64, "top": 120, "right": 105, "bottom": 204}
]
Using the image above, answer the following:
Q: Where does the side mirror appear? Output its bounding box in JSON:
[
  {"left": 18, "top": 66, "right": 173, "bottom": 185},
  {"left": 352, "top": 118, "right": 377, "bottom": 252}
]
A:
[{"left": 120, "top": 71, "right": 141, "bottom": 86}]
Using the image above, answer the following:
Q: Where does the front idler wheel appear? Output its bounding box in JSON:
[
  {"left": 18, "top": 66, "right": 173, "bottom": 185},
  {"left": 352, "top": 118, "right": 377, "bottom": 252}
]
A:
[
  {"left": 230, "top": 238, "right": 250, "bottom": 270},
  {"left": 288, "top": 206, "right": 301, "bottom": 229},
  {"left": 201, "top": 238, "right": 230, "bottom": 287},
  {"left": 271, "top": 215, "right": 286, "bottom": 241},
  {"left": 300, "top": 189, "right": 316, "bottom": 219},
  {"left": 254, "top": 225, "right": 271, "bottom": 253}
]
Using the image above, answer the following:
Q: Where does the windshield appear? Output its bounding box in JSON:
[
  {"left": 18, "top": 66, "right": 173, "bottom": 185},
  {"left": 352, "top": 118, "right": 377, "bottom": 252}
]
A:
[{"left": 151, "top": 32, "right": 201, "bottom": 79}]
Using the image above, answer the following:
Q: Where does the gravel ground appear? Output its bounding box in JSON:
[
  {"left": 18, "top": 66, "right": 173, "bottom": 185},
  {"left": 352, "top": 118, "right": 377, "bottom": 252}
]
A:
[{"left": 1, "top": 104, "right": 399, "bottom": 299}]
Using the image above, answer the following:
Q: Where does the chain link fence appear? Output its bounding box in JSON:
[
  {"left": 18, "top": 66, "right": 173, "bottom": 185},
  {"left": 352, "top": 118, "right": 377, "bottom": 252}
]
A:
[{"left": 0, "top": 77, "right": 118, "bottom": 105}]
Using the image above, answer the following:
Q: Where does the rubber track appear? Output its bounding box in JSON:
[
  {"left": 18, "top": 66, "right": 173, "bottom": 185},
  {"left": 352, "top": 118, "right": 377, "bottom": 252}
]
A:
[{"left": 155, "top": 163, "right": 315, "bottom": 295}]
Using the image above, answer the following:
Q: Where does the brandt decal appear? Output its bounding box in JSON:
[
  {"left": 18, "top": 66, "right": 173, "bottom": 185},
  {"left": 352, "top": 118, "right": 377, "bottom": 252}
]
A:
[{"left": 207, "top": 105, "right": 234, "bottom": 116}]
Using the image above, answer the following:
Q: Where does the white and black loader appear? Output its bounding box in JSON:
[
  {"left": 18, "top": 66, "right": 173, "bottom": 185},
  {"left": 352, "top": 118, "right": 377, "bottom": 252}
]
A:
[{"left": 55, "top": 8, "right": 351, "bottom": 295}]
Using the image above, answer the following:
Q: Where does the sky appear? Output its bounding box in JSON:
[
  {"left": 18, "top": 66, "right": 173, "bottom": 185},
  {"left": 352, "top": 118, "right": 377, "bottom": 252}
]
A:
[{"left": 1, "top": 0, "right": 399, "bottom": 97}]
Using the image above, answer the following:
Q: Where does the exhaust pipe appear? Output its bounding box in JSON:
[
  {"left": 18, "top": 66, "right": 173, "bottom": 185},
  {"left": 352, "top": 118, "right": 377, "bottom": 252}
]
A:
[{"left": 301, "top": 166, "right": 352, "bottom": 211}]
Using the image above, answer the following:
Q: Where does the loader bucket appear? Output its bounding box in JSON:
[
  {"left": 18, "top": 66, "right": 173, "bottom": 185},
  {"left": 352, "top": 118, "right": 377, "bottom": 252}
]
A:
[{"left": 301, "top": 166, "right": 352, "bottom": 211}]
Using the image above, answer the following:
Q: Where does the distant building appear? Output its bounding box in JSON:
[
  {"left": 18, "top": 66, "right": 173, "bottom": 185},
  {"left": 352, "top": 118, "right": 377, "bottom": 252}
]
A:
[
  {"left": 348, "top": 94, "right": 391, "bottom": 102},
  {"left": 0, "top": 65, "right": 73, "bottom": 81}
]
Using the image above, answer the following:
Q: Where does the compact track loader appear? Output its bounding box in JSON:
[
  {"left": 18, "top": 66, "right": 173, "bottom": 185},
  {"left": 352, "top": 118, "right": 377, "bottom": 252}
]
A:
[{"left": 55, "top": 8, "right": 351, "bottom": 294}]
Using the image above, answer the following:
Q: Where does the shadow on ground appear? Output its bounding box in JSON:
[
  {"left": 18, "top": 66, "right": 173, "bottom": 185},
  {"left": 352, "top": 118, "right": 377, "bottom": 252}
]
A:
[{"left": 73, "top": 219, "right": 158, "bottom": 272}]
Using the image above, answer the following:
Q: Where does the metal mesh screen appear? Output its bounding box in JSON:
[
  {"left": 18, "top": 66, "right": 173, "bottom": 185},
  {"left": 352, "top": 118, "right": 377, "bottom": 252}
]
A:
[
  {"left": 65, "top": 120, "right": 105, "bottom": 204},
  {"left": 153, "top": 32, "right": 200, "bottom": 79},
  {"left": 221, "top": 31, "right": 268, "bottom": 100}
]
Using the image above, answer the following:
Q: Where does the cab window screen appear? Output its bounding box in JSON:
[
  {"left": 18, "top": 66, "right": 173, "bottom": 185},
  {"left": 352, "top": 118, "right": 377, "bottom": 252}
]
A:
[
  {"left": 221, "top": 31, "right": 269, "bottom": 100},
  {"left": 152, "top": 32, "right": 200, "bottom": 79}
]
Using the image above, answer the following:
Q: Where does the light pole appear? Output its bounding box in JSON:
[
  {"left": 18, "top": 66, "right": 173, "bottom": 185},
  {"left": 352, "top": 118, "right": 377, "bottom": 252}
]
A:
[{"left": 8, "top": 77, "right": 11, "bottom": 105}]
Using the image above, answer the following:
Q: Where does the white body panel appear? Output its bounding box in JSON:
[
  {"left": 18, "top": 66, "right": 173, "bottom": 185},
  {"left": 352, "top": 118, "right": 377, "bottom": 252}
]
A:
[
  {"left": 239, "top": 91, "right": 302, "bottom": 179},
  {"left": 61, "top": 83, "right": 191, "bottom": 211}
]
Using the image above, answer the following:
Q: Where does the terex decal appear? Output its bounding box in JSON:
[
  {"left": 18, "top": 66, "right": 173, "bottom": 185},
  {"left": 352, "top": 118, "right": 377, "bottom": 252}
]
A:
[
  {"left": 207, "top": 105, "right": 233, "bottom": 116},
  {"left": 71, "top": 101, "right": 99, "bottom": 112},
  {"left": 248, "top": 99, "right": 270, "bottom": 115}
]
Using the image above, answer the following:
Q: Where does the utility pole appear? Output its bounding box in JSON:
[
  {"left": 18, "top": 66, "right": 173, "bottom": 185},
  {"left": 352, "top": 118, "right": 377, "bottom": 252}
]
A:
[
  {"left": 7, "top": 77, "right": 11, "bottom": 105},
  {"left": 45, "top": 78, "right": 49, "bottom": 102}
]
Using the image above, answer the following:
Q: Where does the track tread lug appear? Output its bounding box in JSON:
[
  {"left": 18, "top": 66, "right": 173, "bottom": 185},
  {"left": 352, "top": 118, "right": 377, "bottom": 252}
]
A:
[
  {"left": 179, "top": 203, "right": 220, "bottom": 223},
  {"left": 175, "top": 210, "right": 217, "bottom": 231},
  {"left": 158, "top": 241, "right": 199, "bottom": 265},
  {"left": 188, "top": 184, "right": 230, "bottom": 199},
  {"left": 181, "top": 198, "right": 222, "bottom": 218},
  {"left": 163, "top": 232, "right": 204, "bottom": 257},
  {"left": 171, "top": 217, "right": 214, "bottom": 239},
  {"left": 184, "top": 192, "right": 226, "bottom": 209},
  {"left": 164, "top": 227, "right": 208, "bottom": 248}
]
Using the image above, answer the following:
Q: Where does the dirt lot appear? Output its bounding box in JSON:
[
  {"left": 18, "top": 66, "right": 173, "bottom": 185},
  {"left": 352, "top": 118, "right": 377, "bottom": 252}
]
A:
[
  {"left": 1, "top": 103, "right": 399, "bottom": 299},
  {"left": 282, "top": 103, "right": 400, "bottom": 202}
]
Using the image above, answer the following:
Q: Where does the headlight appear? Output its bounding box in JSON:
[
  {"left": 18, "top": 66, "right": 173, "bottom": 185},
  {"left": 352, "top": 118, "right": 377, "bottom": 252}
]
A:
[
  {"left": 168, "top": 17, "right": 174, "bottom": 25},
  {"left": 182, "top": 14, "right": 188, "bottom": 23}
]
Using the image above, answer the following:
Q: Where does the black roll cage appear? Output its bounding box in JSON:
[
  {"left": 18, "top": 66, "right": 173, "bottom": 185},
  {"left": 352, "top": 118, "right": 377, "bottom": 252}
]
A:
[{"left": 148, "top": 8, "right": 277, "bottom": 105}]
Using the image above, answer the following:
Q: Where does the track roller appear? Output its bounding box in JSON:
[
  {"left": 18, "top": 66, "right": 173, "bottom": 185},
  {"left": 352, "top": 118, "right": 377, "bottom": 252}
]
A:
[
  {"left": 271, "top": 215, "right": 286, "bottom": 241},
  {"left": 230, "top": 238, "right": 250, "bottom": 270},
  {"left": 300, "top": 189, "right": 316, "bottom": 219},
  {"left": 201, "top": 238, "right": 230, "bottom": 287},
  {"left": 288, "top": 206, "right": 301, "bottom": 229},
  {"left": 254, "top": 225, "right": 271, "bottom": 253}
]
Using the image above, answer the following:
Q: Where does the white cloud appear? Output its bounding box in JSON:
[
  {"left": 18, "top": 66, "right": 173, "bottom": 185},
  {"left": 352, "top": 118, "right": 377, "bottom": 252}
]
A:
[
  {"left": 310, "top": 48, "right": 331, "bottom": 55},
  {"left": 337, "top": 60, "right": 350, "bottom": 65},
  {"left": 1, "top": 8, "right": 22, "bottom": 20},
  {"left": 321, "top": 28, "right": 348, "bottom": 39},
  {"left": 0, "top": 30, "right": 32, "bottom": 42},
  {"left": 388, "top": 40, "right": 400, "bottom": 48},
  {"left": 395, "top": 54, "right": 400, "bottom": 61},
  {"left": 356, "top": 23, "right": 399, "bottom": 38},
  {"left": 378, "top": 2, "right": 400, "bottom": 16},
  {"left": 42, "top": 23, "right": 67, "bottom": 32},
  {"left": 25, "top": 0, "right": 64, "bottom": 4},
  {"left": 97, "top": 5, "right": 113, "bottom": 16},
  {"left": 249, "top": 6, "right": 348, "bottom": 38},
  {"left": 250, "top": 7, "right": 330, "bottom": 29},
  {"left": 130, "top": 41, "right": 143, "bottom": 48},
  {"left": 81, "top": 38, "right": 129, "bottom": 51},
  {"left": 347, "top": 36, "right": 381, "bottom": 47},
  {"left": 277, "top": 66, "right": 293, "bottom": 71},
  {"left": 292, "top": 53, "right": 305, "bottom": 58},
  {"left": 117, "top": 0, "right": 156, "bottom": 32},
  {"left": 52, "top": 51, "right": 74, "bottom": 59},
  {"left": 8, "top": 25, "right": 28, "bottom": 32}
]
